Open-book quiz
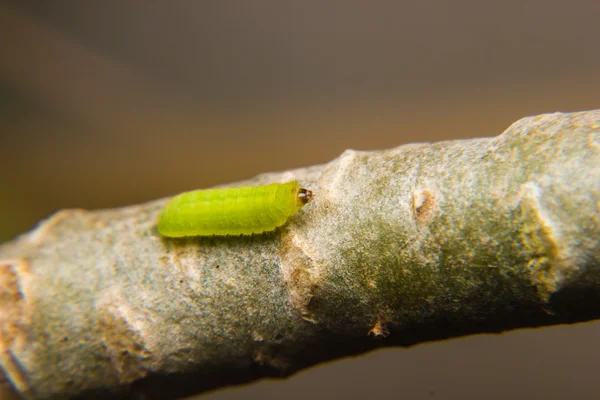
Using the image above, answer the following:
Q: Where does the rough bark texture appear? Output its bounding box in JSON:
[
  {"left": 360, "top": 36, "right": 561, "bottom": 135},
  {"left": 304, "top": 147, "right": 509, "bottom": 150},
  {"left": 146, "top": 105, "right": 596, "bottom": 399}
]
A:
[{"left": 1, "top": 110, "right": 599, "bottom": 399}]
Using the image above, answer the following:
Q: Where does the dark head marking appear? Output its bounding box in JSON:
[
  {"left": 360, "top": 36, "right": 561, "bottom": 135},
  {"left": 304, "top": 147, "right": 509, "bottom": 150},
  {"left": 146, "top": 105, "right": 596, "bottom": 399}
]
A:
[{"left": 298, "top": 188, "right": 314, "bottom": 205}]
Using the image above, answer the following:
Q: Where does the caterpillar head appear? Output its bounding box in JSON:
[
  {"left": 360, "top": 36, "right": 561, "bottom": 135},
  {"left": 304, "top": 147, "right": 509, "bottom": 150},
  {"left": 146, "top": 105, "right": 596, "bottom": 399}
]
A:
[{"left": 297, "top": 188, "right": 314, "bottom": 205}]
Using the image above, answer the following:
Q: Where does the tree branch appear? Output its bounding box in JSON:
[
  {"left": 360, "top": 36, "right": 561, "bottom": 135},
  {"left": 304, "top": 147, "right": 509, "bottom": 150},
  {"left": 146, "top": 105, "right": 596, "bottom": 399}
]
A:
[{"left": 1, "top": 110, "right": 599, "bottom": 399}]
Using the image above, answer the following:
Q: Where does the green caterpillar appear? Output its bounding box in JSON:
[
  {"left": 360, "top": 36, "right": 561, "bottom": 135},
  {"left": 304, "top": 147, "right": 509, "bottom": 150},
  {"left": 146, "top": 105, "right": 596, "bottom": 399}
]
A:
[{"left": 157, "top": 180, "right": 313, "bottom": 237}]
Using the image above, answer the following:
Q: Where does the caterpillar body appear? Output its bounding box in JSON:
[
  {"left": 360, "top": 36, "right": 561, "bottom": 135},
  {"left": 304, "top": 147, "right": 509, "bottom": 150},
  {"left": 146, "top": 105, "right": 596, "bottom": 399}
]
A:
[{"left": 157, "top": 180, "right": 313, "bottom": 237}]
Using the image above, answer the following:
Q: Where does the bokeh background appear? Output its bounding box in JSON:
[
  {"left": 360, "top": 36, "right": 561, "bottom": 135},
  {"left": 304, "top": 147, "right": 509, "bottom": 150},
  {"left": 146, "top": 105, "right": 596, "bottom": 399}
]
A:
[{"left": 1, "top": 1, "right": 599, "bottom": 399}]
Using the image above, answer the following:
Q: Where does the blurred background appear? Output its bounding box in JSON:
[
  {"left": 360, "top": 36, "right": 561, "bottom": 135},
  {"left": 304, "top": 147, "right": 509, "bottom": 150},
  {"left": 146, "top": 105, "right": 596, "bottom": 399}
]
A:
[{"left": 1, "top": 0, "right": 599, "bottom": 399}]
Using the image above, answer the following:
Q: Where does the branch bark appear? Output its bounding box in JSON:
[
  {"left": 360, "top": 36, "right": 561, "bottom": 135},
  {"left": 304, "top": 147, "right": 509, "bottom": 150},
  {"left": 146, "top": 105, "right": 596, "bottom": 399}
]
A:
[{"left": 1, "top": 110, "right": 599, "bottom": 399}]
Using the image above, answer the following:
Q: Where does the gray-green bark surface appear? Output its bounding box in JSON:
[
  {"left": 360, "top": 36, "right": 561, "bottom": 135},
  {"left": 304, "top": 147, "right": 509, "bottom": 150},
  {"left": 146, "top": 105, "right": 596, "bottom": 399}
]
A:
[{"left": 1, "top": 110, "right": 599, "bottom": 399}]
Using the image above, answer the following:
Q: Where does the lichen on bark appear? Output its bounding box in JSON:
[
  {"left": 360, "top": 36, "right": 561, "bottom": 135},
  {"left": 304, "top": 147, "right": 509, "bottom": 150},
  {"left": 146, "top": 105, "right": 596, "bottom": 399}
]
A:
[{"left": 1, "top": 110, "right": 599, "bottom": 399}]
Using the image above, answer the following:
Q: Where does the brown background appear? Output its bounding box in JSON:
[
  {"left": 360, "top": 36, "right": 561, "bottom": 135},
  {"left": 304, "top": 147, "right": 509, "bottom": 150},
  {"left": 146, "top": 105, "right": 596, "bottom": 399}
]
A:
[{"left": 1, "top": 1, "right": 599, "bottom": 399}]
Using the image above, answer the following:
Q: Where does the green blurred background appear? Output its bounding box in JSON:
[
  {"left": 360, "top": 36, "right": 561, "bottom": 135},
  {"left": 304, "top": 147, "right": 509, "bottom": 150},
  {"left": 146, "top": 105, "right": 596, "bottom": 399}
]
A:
[{"left": 1, "top": 1, "right": 599, "bottom": 399}]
